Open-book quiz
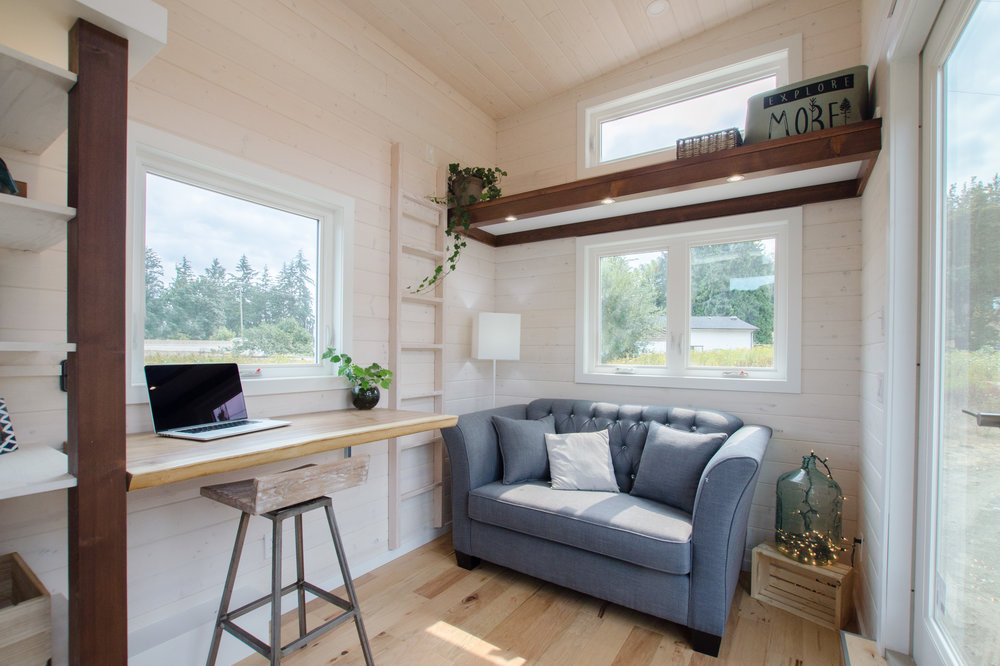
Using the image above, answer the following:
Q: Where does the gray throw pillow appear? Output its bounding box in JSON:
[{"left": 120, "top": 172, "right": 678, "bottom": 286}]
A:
[
  {"left": 544, "top": 429, "right": 619, "bottom": 492},
  {"left": 493, "top": 414, "right": 556, "bottom": 484},
  {"left": 630, "top": 421, "right": 729, "bottom": 513}
]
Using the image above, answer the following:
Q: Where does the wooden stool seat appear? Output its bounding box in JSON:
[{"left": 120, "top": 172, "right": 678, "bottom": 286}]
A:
[{"left": 202, "top": 455, "right": 374, "bottom": 665}]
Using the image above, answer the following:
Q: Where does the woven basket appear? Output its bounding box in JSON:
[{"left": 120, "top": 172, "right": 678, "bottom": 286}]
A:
[{"left": 676, "top": 128, "right": 743, "bottom": 159}]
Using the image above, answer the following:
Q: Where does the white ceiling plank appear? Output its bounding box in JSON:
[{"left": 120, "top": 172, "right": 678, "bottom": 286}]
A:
[
  {"left": 324, "top": 0, "right": 780, "bottom": 121},
  {"left": 429, "top": 0, "right": 544, "bottom": 107},
  {"left": 669, "top": 0, "right": 708, "bottom": 40}
]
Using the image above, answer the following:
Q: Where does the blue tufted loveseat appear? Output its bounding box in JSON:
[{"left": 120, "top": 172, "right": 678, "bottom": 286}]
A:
[{"left": 440, "top": 398, "right": 771, "bottom": 657}]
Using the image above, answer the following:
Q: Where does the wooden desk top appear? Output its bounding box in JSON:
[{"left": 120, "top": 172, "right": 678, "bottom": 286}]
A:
[{"left": 126, "top": 408, "right": 457, "bottom": 491}]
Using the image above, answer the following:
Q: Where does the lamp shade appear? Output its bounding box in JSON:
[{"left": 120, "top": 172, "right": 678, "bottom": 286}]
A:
[{"left": 472, "top": 312, "right": 520, "bottom": 361}]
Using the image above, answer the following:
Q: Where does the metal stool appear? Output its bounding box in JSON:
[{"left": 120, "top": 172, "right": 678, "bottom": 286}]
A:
[{"left": 201, "top": 455, "right": 374, "bottom": 665}]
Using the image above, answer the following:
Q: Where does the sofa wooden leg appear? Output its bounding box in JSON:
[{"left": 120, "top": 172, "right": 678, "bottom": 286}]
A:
[
  {"left": 455, "top": 551, "right": 480, "bottom": 570},
  {"left": 690, "top": 629, "right": 722, "bottom": 657}
]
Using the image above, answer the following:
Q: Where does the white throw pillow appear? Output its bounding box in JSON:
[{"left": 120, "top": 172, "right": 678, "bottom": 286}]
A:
[{"left": 544, "top": 429, "right": 619, "bottom": 492}]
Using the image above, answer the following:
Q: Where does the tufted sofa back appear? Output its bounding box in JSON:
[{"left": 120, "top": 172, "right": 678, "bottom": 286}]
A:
[{"left": 525, "top": 398, "right": 744, "bottom": 492}]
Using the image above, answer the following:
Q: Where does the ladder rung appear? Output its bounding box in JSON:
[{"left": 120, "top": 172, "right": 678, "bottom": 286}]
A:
[
  {"left": 401, "top": 481, "right": 442, "bottom": 501},
  {"left": 402, "top": 191, "right": 444, "bottom": 210},
  {"left": 402, "top": 294, "right": 444, "bottom": 306},
  {"left": 400, "top": 343, "right": 443, "bottom": 352},
  {"left": 401, "top": 244, "right": 445, "bottom": 261},
  {"left": 401, "top": 390, "right": 443, "bottom": 400}
]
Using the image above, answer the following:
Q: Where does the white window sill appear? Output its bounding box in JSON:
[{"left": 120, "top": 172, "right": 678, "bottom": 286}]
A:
[{"left": 575, "top": 370, "right": 800, "bottom": 394}]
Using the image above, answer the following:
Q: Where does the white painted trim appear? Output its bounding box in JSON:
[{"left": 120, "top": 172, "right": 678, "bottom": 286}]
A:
[
  {"left": 575, "top": 209, "right": 801, "bottom": 393},
  {"left": 876, "top": 0, "right": 944, "bottom": 654},
  {"left": 915, "top": 1, "right": 977, "bottom": 664},
  {"left": 124, "top": 123, "right": 355, "bottom": 404},
  {"left": 576, "top": 35, "right": 802, "bottom": 178}
]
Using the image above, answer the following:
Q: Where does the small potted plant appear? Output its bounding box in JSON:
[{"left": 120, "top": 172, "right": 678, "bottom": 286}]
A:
[
  {"left": 322, "top": 348, "right": 393, "bottom": 410},
  {"left": 410, "top": 163, "right": 507, "bottom": 294}
]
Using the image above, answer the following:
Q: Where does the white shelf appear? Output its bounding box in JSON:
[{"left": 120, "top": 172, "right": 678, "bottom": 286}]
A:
[
  {"left": 0, "top": 342, "right": 76, "bottom": 353},
  {"left": 0, "top": 43, "right": 76, "bottom": 154},
  {"left": 0, "top": 442, "right": 76, "bottom": 500},
  {"left": 0, "top": 195, "right": 75, "bottom": 251}
]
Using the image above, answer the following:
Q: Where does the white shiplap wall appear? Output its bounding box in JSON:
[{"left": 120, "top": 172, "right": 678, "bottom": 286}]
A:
[{"left": 0, "top": 1, "right": 497, "bottom": 663}]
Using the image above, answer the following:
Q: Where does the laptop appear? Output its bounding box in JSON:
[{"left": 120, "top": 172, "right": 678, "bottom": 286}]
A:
[{"left": 145, "top": 363, "right": 290, "bottom": 441}]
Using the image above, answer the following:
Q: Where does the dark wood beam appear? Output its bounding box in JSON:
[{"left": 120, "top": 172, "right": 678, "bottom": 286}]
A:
[
  {"left": 464, "top": 119, "right": 882, "bottom": 228},
  {"left": 67, "top": 19, "right": 129, "bottom": 666},
  {"left": 491, "top": 180, "right": 860, "bottom": 247}
]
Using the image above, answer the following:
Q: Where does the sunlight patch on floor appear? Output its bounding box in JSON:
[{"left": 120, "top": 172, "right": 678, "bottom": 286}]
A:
[{"left": 424, "top": 620, "right": 526, "bottom": 665}]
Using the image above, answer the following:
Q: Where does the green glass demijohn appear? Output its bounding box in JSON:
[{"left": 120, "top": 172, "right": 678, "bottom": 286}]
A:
[{"left": 775, "top": 452, "right": 844, "bottom": 565}]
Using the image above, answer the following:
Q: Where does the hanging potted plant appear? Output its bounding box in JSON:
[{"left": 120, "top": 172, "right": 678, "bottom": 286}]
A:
[
  {"left": 322, "top": 348, "right": 393, "bottom": 410},
  {"left": 409, "top": 163, "right": 507, "bottom": 294}
]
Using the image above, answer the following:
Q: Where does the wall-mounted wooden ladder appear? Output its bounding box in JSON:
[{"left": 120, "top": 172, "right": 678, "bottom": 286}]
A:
[{"left": 388, "top": 143, "right": 447, "bottom": 550}]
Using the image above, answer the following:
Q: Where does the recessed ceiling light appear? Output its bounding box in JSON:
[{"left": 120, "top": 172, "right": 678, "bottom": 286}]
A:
[
  {"left": 505, "top": 215, "right": 518, "bottom": 222},
  {"left": 646, "top": 0, "right": 669, "bottom": 17},
  {"left": 601, "top": 197, "right": 616, "bottom": 205},
  {"left": 726, "top": 174, "right": 745, "bottom": 183}
]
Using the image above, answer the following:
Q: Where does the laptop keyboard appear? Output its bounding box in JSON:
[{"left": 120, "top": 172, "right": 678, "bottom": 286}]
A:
[{"left": 180, "top": 419, "right": 254, "bottom": 434}]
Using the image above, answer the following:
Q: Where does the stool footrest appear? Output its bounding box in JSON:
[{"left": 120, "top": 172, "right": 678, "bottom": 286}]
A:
[{"left": 221, "top": 580, "right": 362, "bottom": 661}]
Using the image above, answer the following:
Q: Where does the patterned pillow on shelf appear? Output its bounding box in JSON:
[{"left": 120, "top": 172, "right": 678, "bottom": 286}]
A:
[{"left": 0, "top": 397, "right": 18, "bottom": 455}]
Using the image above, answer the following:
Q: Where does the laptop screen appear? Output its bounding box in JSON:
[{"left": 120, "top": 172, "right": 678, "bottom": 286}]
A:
[{"left": 145, "top": 363, "right": 249, "bottom": 432}]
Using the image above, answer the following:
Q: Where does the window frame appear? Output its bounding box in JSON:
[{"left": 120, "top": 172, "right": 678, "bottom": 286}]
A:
[
  {"left": 126, "top": 125, "right": 354, "bottom": 403},
  {"left": 577, "top": 36, "right": 802, "bottom": 177},
  {"left": 575, "top": 209, "right": 802, "bottom": 393}
]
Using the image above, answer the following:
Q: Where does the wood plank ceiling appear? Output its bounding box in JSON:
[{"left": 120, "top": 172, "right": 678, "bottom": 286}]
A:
[{"left": 337, "top": 0, "right": 777, "bottom": 120}]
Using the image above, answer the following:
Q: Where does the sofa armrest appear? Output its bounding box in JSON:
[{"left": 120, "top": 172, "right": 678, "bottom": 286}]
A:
[
  {"left": 440, "top": 404, "right": 527, "bottom": 554},
  {"left": 687, "top": 424, "right": 771, "bottom": 637}
]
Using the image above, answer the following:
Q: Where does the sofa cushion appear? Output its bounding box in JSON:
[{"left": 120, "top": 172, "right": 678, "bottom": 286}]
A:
[
  {"left": 526, "top": 399, "right": 744, "bottom": 492},
  {"left": 468, "top": 481, "right": 693, "bottom": 574},
  {"left": 630, "top": 421, "right": 729, "bottom": 514},
  {"left": 493, "top": 414, "right": 555, "bottom": 484},
  {"left": 545, "top": 429, "right": 618, "bottom": 492}
]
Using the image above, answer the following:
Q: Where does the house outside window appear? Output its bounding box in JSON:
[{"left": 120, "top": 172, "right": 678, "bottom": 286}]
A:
[
  {"left": 576, "top": 210, "right": 801, "bottom": 392},
  {"left": 128, "top": 127, "right": 354, "bottom": 399},
  {"left": 577, "top": 37, "right": 801, "bottom": 177}
]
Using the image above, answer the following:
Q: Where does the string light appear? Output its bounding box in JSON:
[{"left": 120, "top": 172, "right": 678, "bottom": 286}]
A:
[{"left": 775, "top": 450, "right": 847, "bottom": 566}]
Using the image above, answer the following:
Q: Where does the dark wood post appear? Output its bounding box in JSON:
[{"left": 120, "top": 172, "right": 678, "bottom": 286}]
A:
[{"left": 66, "top": 19, "right": 129, "bottom": 665}]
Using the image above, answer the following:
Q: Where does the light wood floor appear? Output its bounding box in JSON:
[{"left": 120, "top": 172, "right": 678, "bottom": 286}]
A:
[{"left": 236, "top": 535, "right": 843, "bottom": 665}]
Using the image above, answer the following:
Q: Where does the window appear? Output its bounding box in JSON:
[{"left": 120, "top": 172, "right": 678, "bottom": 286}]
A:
[
  {"left": 576, "top": 210, "right": 801, "bottom": 392},
  {"left": 128, "top": 127, "right": 354, "bottom": 399},
  {"left": 578, "top": 38, "right": 800, "bottom": 176}
]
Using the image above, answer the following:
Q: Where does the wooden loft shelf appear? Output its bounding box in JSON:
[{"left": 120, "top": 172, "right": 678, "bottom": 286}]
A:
[{"left": 464, "top": 119, "right": 882, "bottom": 246}]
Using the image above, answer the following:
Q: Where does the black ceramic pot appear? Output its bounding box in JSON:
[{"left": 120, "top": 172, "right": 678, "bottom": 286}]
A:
[{"left": 352, "top": 386, "right": 380, "bottom": 410}]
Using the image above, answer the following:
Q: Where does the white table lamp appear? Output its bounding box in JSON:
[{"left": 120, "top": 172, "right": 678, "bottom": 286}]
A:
[{"left": 473, "top": 312, "right": 520, "bottom": 407}]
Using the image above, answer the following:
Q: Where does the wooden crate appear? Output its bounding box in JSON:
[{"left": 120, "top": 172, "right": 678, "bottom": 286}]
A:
[
  {"left": 751, "top": 542, "right": 854, "bottom": 630},
  {"left": 0, "top": 552, "right": 51, "bottom": 665}
]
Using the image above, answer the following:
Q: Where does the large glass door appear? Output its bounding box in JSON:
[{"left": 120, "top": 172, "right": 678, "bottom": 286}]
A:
[{"left": 918, "top": 1, "right": 1000, "bottom": 664}]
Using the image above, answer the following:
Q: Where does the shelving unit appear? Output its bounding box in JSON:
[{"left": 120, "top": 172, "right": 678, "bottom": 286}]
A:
[
  {"left": 1, "top": 4, "right": 165, "bottom": 661},
  {"left": 0, "top": 443, "right": 76, "bottom": 501},
  {"left": 0, "top": 43, "right": 79, "bottom": 521}
]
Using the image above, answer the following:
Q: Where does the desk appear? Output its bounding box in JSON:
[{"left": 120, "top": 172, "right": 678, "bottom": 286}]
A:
[{"left": 126, "top": 408, "right": 457, "bottom": 491}]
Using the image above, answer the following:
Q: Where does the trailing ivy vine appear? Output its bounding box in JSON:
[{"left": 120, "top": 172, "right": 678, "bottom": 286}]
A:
[{"left": 408, "top": 163, "right": 507, "bottom": 294}]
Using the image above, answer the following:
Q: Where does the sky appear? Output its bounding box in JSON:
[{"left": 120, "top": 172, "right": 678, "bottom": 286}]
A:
[
  {"left": 601, "top": 76, "right": 777, "bottom": 163},
  {"left": 145, "top": 173, "right": 318, "bottom": 287},
  {"left": 946, "top": 1, "right": 1000, "bottom": 189}
]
